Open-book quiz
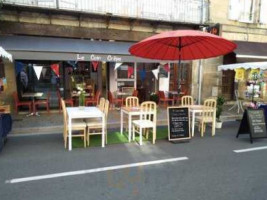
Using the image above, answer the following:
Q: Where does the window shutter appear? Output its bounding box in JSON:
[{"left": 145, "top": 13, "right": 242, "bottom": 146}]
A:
[
  {"left": 228, "top": 0, "right": 240, "bottom": 20},
  {"left": 260, "top": 0, "right": 267, "bottom": 23},
  {"left": 239, "top": 0, "right": 255, "bottom": 23}
]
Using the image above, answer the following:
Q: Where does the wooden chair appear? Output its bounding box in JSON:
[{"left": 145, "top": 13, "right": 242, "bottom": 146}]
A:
[
  {"left": 61, "top": 99, "right": 87, "bottom": 148},
  {"left": 196, "top": 99, "right": 217, "bottom": 137},
  {"left": 108, "top": 91, "right": 123, "bottom": 109},
  {"left": 33, "top": 92, "right": 50, "bottom": 113},
  {"left": 85, "top": 90, "right": 101, "bottom": 106},
  {"left": 125, "top": 96, "right": 139, "bottom": 108},
  {"left": 57, "top": 89, "right": 73, "bottom": 112},
  {"left": 13, "top": 92, "right": 32, "bottom": 114},
  {"left": 181, "top": 95, "right": 194, "bottom": 106},
  {"left": 85, "top": 99, "right": 109, "bottom": 146},
  {"left": 132, "top": 101, "right": 157, "bottom": 145},
  {"left": 97, "top": 97, "right": 106, "bottom": 111},
  {"left": 158, "top": 91, "right": 174, "bottom": 107},
  {"left": 132, "top": 89, "right": 138, "bottom": 97}
]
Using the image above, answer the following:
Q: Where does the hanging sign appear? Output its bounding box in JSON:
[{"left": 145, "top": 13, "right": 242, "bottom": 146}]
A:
[
  {"left": 249, "top": 69, "right": 260, "bottom": 79},
  {"left": 152, "top": 67, "right": 160, "bottom": 80},
  {"left": 140, "top": 69, "right": 146, "bottom": 81},
  {"left": 33, "top": 65, "right": 43, "bottom": 80},
  {"left": 128, "top": 66, "right": 134, "bottom": 78},
  {"left": 15, "top": 62, "right": 24, "bottom": 75},
  {"left": 236, "top": 109, "right": 267, "bottom": 143},
  {"left": 168, "top": 107, "right": 191, "bottom": 141},
  {"left": 51, "top": 64, "right": 60, "bottom": 77},
  {"left": 234, "top": 68, "right": 245, "bottom": 81},
  {"left": 92, "top": 61, "right": 99, "bottom": 71},
  {"left": 114, "top": 62, "right": 123, "bottom": 70}
]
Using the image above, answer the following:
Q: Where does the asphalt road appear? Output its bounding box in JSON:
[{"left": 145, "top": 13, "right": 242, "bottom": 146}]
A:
[{"left": 1, "top": 121, "right": 267, "bottom": 200}]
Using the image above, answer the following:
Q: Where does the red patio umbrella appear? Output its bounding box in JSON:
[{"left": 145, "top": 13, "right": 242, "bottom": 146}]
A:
[{"left": 129, "top": 30, "right": 237, "bottom": 94}]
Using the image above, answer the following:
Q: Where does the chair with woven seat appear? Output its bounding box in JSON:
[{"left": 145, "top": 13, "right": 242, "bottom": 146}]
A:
[
  {"left": 181, "top": 95, "right": 194, "bottom": 106},
  {"left": 108, "top": 91, "right": 123, "bottom": 109},
  {"left": 85, "top": 90, "right": 101, "bottom": 106},
  {"left": 57, "top": 89, "right": 73, "bottom": 112},
  {"left": 195, "top": 99, "right": 217, "bottom": 137},
  {"left": 85, "top": 99, "right": 109, "bottom": 146},
  {"left": 61, "top": 99, "right": 87, "bottom": 148},
  {"left": 132, "top": 101, "right": 157, "bottom": 145},
  {"left": 158, "top": 91, "right": 174, "bottom": 107},
  {"left": 13, "top": 92, "right": 32, "bottom": 114},
  {"left": 33, "top": 92, "right": 50, "bottom": 113}
]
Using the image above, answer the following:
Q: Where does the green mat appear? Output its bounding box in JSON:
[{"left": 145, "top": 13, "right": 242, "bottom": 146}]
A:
[{"left": 72, "top": 127, "right": 168, "bottom": 148}]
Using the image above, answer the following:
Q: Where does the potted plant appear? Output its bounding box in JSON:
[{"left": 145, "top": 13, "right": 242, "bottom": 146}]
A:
[
  {"left": 216, "top": 96, "right": 225, "bottom": 128},
  {"left": 150, "top": 92, "right": 159, "bottom": 104}
]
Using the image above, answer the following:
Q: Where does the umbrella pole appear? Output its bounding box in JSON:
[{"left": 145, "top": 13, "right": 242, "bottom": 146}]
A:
[{"left": 177, "top": 38, "right": 182, "bottom": 94}]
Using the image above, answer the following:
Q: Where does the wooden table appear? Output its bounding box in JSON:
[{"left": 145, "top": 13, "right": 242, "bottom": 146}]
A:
[
  {"left": 120, "top": 106, "right": 141, "bottom": 142},
  {"left": 22, "top": 92, "right": 43, "bottom": 116},
  {"left": 66, "top": 107, "right": 105, "bottom": 151},
  {"left": 0, "top": 105, "right": 10, "bottom": 113},
  {"left": 188, "top": 105, "right": 216, "bottom": 137}
]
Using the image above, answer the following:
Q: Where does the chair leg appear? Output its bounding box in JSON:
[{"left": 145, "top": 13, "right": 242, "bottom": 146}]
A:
[
  {"left": 87, "top": 132, "right": 90, "bottom": 147},
  {"left": 83, "top": 129, "right": 86, "bottom": 148},
  {"left": 140, "top": 127, "right": 143, "bottom": 145},
  {"left": 132, "top": 125, "right": 135, "bottom": 141},
  {"left": 153, "top": 126, "right": 156, "bottom": 144},
  {"left": 201, "top": 122, "right": 204, "bottom": 137}
]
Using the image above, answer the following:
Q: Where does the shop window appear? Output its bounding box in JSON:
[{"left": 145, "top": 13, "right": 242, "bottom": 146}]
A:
[
  {"left": 259, "top": 0, "right": 267, "bottom": 24},
  {"left": 116, "top": 63, "right": 135, "bottom": 93}
]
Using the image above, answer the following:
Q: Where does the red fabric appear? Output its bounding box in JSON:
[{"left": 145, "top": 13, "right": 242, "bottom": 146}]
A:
[
  {"left": 92, "top": 61, "right": 99, "bottom": 71},
  {"left": 129, "top": 30, "right": 237, "bottom": 61},
  {"left": 128, "top": 66, "right": 134, "bottom": 78},
  {"left": 51, "top": 64, "right": 60, "bottom": 77},
  {"left": 164, "top": 63, "right": 170, "bottom": 72}
]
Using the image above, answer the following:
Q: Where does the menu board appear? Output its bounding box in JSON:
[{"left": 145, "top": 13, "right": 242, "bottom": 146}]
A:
[
  {"left": 236, "top": 109, "right": 267, "bottom": 143},
  {"left": 247, "top": 109, "right": 267, "bottom": 138},
  {"left": 168, "top": 107, "right": 190, "bottom": 141}
]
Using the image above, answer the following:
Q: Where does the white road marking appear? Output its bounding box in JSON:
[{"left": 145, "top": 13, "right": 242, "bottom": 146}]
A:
[
  {"left": 6, "top": 157, "right": 188, "bottom": 184},
  {"left": 234, "top": 146, "right": 267, "bottom": 153}
]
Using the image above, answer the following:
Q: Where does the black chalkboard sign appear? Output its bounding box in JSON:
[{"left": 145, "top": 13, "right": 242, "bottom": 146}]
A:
[
  {"left": 168, "top": 107, "right": 191, "bottom": 141},
  {"left": 236, "top": 109, "right": 267, "bottom": 143}
]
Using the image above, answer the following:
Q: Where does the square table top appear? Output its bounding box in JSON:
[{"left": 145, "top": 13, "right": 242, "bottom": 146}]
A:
[{"left": 66, "top": 106, "right": 103, "bottom": 119}]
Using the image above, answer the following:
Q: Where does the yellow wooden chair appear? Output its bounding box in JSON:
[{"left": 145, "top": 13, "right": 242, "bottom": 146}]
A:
[
  {"left": 132, "top": 101, "right": 157, "bottom": 145},
  {"left": 196, "top": 99, "right": 217, "bottom": 137},
  {"left": 61, "top": 99, "right": 87, "bottom": 148},
  {"left": 86, "top": 99, "right": 109, "bottom": 146},
  {"left": 97, "top": 97, "right": 106, "bottom": 111},
  {"left": 181, "top": 95, "right": 194, "bottom": 106},
  {"left": 125, "top": 96, "right": 139, "bottom": 108}
]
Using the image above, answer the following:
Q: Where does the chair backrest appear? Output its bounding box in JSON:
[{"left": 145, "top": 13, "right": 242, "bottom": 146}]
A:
[
  {"left": 125, "top": 96, "right": 139, "bottom": 107},
  {"left": 132, "top": 90, "right": 138, "bottom": 97},
  {"left": 158, "top": 91, "right": 166, "bottom": 99},
  {"left": 202, "top": 99, "right": 216, "bottom": 121},
  {"left": 181, "top": 95, "right": 194, "bottom": 106},
  {"left": 13, "top": 92, "right": 19, "bottom": 103},
  {"left": 98, "top": 97, "right": 105, "bottom": 111},
  {"left": 204, "top": 98, "right": 217, "bottom": 108},
  {"left": 140, "top": 101, "right": 157, "bottom": 124},
  {"left": 108, "top": 91, "right": 114, "bottom": 103},
  {"left": 95, "top": 90, "right": 101, "bottom": 103}
]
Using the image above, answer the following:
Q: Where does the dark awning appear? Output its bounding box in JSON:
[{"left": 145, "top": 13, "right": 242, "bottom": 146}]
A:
[
  {"left": 234, "top": 41, "right": 267, "bottom": 60},
  {"left": 0, "top": 35, "right": 178, "bottom": 63}
]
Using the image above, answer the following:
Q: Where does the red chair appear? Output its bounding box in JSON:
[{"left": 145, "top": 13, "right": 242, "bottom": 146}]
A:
[
  {"left": 85, "top": 90, "right": 101, "bottom": 106},
  {"left": 13, "top": 92, "right": 32, "bottom": 114},
  {"left": 132, "top": 89, "right": 138, "bottom": 97},
  {"left": 33, "top": 92, "right": 51, "bottom": 113},
  {"left": 173, "top": 89, "right": 188, "bottom": 105},
  {"left": 158, "top": 91, "right": 174, "bottom": 107},
  {"left": 108, "top": 91, "right": 123, "bottom": 109},
  {"left": 57, "top": 90, "right": 73, "bottom": 112}
]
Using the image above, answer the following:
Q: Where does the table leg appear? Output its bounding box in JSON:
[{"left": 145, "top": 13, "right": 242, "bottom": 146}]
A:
[
  {"left": 68, "top": 116, "right": 72, "bottom": 151},
  {"left": 192, "top": 111, "right": 195, "bottom": 137},
  {"left": 102, "top": 115, "right": 105, "bottom": 147},
  {"left": 128, "top": 114, "right": 132, "bottom": 142},
  {"left": 120, "top": 110, "right": 123, "bottom": 135},
  {"left": 212, "top": 111, "right": 216, "bottom": 136}
]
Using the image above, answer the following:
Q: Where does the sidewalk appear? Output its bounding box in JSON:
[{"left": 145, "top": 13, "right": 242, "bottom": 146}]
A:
[{"left": 10, "top": 105, "right": 243, "bottom": 135}]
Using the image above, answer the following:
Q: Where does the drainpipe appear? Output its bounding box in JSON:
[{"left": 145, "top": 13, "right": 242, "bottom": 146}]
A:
[{"left": 197, "top": 60, "right": 203, "bottom": 104}]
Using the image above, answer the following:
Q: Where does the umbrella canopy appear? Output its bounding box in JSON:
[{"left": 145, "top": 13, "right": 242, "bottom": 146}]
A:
[
  {"left": 0, "top": 46, "right": 13, "bottom": 62},
  {"left": 129, "top": 30, "right": 237, "bottom": 60},
  {"left": 218, "top": 62, "right": 267, "bottom": 71}
]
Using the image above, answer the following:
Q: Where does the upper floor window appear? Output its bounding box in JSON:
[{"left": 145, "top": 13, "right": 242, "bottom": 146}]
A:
[
  {"left": 260, "top": 0, "right": 267, "bottom": 24},
  {"left": 228, "top": 0, "right": 255, "bottom": 23}
]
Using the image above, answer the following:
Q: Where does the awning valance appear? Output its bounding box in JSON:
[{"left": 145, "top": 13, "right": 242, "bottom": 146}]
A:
[
  {"left": 218, "top": 62, "right": 267, "bottom": 71},
  {"left": 0, "top": 46, "right": 12, "bottom": 62}
]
